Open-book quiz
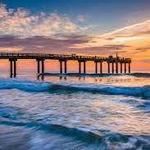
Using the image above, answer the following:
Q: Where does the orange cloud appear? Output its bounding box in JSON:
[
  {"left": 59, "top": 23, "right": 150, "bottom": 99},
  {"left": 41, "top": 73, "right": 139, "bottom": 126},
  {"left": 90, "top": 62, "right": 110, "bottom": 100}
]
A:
[
  {"left": 72, "top": 20, "right": 150, "bottom": 55},
  {"left": 0, "top": 46, "right": 23, "bottom": 52},
  {"left": 70, "top": 20, "right": 150, "bottom": 72}
]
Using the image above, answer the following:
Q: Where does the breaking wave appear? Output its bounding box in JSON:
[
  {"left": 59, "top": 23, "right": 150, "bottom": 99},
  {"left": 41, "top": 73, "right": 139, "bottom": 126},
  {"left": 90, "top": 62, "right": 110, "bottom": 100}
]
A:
[
  {"left": 1, "top": 119, "right": 150, "bottom": 149},
  {"left": 0, "top": 78, "right": 149, "bottom": 99}
]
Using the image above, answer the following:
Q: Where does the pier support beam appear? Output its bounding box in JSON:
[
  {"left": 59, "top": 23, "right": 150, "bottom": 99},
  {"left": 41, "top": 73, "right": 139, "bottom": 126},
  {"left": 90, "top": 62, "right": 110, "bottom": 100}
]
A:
[
  {"left": 10, "top": 60, "right": 13, "bottom": 78},
  {"left": 64, "top": 60, "right": 67, "bottom": 74},
  {"left": 59, "top": 60, "right": 67, "bottom": 74},
  {"left": 37, "top": 60, "right": 40, "bottom": 74},
  {"left": 95, "top": 61, "right": 98, "bottom": 74},
  {"left": 78, "top": 60, "right": 86, "bottom": 74},
  {"left": 128, "top": 62, "right": 131, "bottom": 74},
  {"left": 79, "top": 61, "right": 81, "bottom": 74},
  {"left": 41, "top": 60, "right": 45, "bottom": 74},
  {"left": 112, "top": 62, "right": 114, "bottom": 74},
  {"left": 120, "top": 63, "right": 123, "bottom": 74},
  {"left": 83, "top": 61, "right": 86, "bottom": 74},
  {"left": 9, "top": 58, "right": 17, "bottom": 78},
  {"left": 36, "top": 59, "right": 45, "bottom": 79},
  {"left": 59, "top": 60, "right": 63, "bottom": 74},
  {"left": 100, "top": 61, "right": 103, "bottom": 74},
  {"left": 115, "top": 62, "right": 118, "bottom": 74},
  {"left": 107, "top": 62, "right": 110, "bottom": 74},
  {"left": 124, "top": 63, "right": 127, "bottom": 74}
]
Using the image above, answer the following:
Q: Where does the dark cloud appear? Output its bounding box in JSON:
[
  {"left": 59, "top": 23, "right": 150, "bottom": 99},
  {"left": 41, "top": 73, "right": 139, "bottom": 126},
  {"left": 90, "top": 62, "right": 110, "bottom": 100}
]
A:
[
  {"left": 0, "top": 35, "right": 90, "bottom": 53},
  {"left": 64, "top": 44, "right": 130, "bottom": 55},
  {"left": 0, "top": 35, "right": 131, "bottom": 55},
  {"left": 136, "top": 47, "right": 150, "bottom": 51}
]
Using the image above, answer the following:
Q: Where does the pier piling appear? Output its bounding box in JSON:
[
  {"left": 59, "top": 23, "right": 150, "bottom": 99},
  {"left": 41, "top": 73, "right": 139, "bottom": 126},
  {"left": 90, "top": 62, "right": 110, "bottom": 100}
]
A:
[
  {"left": 78, "top": 61, "right": 81, "bottom": 74},
  {"left": 95, "top": 61, "right": 98, "bottom": 74},
  {"left": 9, "top": 58, "right": 17, "bottom": 78},
  {"left": 83, "top": 61, "right": 86, "bottom": 74},
  {"left": 64, "top": 60, "right": 67, "bottom": 74},
  {"left": 36, "top": 59, "right": 45, "bottom": 79},
  {"left": 128, "top": 62, "right": 131, "bottom": 73},
  {"left": 59, "top": 60, "right": 63, "bottom": 74},
  {"left": 116, "top": 62, "right": 118, "bottom": 74},
  {"left": 120, "top": 63, "right": 123, "bottom": 74},
  {"left": 100, "top": 61, "right": 103, "bottom": 74},
  {"left": 112, "top": 62, "right": 114, "bottom": 74},
  {"left": 107, "top": 62, "right": 110, "bottom": 74}
]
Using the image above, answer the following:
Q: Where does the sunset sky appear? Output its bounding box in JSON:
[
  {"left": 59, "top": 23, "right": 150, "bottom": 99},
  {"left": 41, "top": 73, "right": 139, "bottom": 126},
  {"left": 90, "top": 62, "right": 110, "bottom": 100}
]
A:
[{"left": 0, "top": 0, "right": 150, "bottom": 72}]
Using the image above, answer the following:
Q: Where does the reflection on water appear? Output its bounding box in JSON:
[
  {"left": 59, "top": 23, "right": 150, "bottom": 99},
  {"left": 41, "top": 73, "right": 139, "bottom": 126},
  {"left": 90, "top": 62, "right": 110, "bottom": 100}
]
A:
[{"left": 43, "top": 74, "right": 150, "bottom": 87}]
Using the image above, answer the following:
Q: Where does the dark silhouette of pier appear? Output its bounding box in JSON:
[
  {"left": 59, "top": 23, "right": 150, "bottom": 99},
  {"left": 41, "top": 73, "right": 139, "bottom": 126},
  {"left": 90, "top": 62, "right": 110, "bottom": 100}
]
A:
[{"left": 0, "top": 52, "right": 131, "bottom": 79}]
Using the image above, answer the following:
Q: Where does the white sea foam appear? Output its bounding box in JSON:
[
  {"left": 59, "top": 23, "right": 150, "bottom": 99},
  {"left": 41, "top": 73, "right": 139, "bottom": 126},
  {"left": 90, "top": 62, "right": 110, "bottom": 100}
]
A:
[{"left": 0, "top": 78, "right": 149, "bottom": 98}]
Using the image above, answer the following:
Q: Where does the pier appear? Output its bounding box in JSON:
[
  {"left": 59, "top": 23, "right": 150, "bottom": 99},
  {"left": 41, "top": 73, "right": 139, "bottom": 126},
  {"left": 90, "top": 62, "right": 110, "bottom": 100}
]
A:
[{"left": 0, "top": 53, "right": 131, "bottom": 79}]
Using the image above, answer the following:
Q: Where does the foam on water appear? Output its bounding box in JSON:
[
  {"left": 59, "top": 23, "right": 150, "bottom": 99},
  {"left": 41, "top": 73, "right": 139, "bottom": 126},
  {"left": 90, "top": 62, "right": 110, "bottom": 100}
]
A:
[
  {"left": 0, "top": 78, "right": 50, "bottom": 92},
  {"left": 0, "top": 119, "right": 150, "bottom": 150},
  {"left": 0, "top": 78, "right": 149, "bottom": 99}
]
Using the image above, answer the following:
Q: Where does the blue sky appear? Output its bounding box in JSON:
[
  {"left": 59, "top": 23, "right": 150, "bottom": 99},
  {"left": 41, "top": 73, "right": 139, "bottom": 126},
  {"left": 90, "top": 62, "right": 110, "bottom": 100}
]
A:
[{"left": 2, "top": 0, "right": 150, "bottom": 33}]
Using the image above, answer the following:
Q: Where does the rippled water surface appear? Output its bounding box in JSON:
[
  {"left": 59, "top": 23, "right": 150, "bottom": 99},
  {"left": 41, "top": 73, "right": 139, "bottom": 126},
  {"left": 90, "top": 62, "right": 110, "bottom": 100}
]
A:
[{"left": 0, "top": 74, "right": 150, "bottom": 150}]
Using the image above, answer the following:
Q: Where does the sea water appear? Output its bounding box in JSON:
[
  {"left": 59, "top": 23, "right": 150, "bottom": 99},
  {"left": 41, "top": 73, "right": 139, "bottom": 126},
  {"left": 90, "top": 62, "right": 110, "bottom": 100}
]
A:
[{"left": 0, "top": 74, "right": 150, "bottom": 150}]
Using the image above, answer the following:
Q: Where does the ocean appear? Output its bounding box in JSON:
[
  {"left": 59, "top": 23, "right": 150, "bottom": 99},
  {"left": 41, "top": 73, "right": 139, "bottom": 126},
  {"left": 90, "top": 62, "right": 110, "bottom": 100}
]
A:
[{"left": 0, "top": 73, "right": 150, "bottom": 150}]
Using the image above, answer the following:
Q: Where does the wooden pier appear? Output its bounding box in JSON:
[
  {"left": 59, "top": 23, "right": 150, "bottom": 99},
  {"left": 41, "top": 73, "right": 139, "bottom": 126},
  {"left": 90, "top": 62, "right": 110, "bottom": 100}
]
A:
[{"left": 0, "top": 52, "right": 131, "bottom": 78}]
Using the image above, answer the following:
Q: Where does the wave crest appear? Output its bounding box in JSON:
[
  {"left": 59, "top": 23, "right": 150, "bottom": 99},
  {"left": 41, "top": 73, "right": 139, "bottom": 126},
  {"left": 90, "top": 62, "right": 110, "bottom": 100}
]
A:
[
  {"left": 1, "top": 120, "right": 150, "bottom": 149},
  {"left": 0, "top": 78, "right": 149, "bottom": 98}
]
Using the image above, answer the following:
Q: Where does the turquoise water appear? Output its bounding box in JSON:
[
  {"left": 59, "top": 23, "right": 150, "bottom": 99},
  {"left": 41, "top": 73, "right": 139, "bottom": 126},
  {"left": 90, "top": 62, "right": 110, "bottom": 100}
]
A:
[{"left": 0, "top": 75, "right": 150, "bottom": 150}]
